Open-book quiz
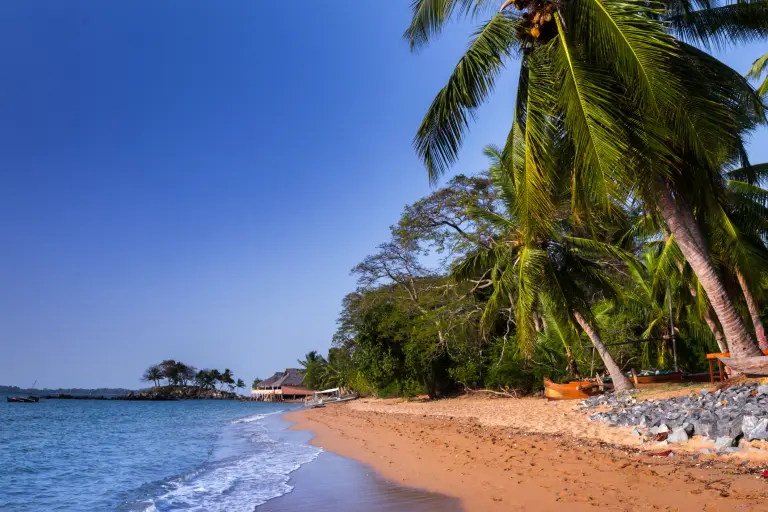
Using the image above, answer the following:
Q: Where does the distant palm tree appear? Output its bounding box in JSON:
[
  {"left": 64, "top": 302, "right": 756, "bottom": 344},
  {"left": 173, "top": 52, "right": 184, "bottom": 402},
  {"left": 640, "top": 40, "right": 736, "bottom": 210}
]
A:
[
  {"left": 236, "top": 379, "right": 245, "bottom": 392},
  {"left": 251, "top": 378, "right": 262, "bottom": 390},
  {"left": 219, "top": 368, "right": 234, "bottom": 391},
  {"left": 141, "top": 365, "right": 163, "bottom": 387},
  {"left": 210, "top": 369, "right": 222, "bottom": 389},
  {"left": 195, "top": 369, "right": 216, "bottom": 390}
]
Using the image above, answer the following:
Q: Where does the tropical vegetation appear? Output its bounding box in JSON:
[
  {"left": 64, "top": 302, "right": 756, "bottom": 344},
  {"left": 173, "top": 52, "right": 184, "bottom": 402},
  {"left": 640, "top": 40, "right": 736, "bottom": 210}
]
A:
[
  {"left": 299, "top": 0, "right": 768, "bottom": 396},
  {"left": 141, "top": 360, "right": 246, "bottom": 393}
]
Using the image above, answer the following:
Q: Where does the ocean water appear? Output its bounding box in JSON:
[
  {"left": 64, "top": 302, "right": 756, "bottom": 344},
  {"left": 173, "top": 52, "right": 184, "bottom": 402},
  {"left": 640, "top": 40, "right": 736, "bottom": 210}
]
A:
[{"left": 0, "top": 398, "right": 318, "bottom": 511}]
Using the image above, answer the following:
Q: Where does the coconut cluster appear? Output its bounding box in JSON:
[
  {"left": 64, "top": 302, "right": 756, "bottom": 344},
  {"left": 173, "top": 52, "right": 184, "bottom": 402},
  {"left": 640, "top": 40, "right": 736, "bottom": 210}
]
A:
[{"left": 514, "top": 0, "right": 557, "bottom": 43}]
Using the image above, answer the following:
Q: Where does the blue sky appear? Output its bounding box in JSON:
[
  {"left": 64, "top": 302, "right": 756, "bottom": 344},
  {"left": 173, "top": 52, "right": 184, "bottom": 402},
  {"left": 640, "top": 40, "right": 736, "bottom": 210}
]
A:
[{"left": 0, "top": 2, "right": 765, "bottom": 388}]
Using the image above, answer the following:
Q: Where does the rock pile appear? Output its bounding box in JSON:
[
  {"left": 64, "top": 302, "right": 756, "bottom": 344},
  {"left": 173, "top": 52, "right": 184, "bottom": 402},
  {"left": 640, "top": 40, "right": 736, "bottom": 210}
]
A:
[{"left": 580, "top": 383, "right": 768, "bottom": 452}]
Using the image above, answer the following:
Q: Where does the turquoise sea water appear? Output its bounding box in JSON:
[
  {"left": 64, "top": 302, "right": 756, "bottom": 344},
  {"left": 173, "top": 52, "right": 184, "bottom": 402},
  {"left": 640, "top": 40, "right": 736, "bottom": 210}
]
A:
[{"left": 0, "top": 398, "right": 316, "bottom": 511}]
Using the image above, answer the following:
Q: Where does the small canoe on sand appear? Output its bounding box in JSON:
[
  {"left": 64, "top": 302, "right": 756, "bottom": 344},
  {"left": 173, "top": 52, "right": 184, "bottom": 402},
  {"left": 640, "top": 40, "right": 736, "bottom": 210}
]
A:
[
  {"left": 716, "top": 356, "right": 768, "bottom": 376},
  {"left": 543, "top": 377, "right": 603, "bottom": 400}
]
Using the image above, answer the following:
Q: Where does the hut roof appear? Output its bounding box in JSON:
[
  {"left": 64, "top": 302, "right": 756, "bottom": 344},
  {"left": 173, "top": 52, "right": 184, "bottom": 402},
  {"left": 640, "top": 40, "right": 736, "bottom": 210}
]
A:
[
  {"left": 257, "top": 372, "right": 284, "bottom": 388},
  {"left": 278, "top": 368, "right": 305, "bottom": 387},
  {"left": 256, "top": 368, "right": 305, "bottom": 389}
]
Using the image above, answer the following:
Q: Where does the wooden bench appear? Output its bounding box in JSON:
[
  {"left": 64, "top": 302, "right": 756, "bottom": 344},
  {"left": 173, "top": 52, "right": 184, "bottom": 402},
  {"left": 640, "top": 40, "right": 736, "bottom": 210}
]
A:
[{"left": 707, "top": 350, "right": 768, "bottom": 383}]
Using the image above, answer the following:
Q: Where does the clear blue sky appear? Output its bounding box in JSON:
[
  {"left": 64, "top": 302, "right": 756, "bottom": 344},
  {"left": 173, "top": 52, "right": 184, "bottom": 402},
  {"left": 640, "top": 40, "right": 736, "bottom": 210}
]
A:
[{"left": 0, "top": 2, "right": 765, "bottom": 388}]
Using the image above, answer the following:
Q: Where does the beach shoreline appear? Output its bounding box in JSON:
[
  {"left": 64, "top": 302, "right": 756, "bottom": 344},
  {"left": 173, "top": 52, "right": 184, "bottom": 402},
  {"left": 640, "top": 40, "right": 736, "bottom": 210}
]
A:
[{"left": 285, "top": 397, "right": 768, "bottom": 511}]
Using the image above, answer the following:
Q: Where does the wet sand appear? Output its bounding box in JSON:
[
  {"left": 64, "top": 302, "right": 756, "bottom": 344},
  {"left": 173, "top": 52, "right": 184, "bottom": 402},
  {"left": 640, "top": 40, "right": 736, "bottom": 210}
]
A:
[
  {"left": 286, "top": 397, "right": 768, "bottom": 511},
  {"left": 257, "top": 450, "right": 461, "bottom": 512}
]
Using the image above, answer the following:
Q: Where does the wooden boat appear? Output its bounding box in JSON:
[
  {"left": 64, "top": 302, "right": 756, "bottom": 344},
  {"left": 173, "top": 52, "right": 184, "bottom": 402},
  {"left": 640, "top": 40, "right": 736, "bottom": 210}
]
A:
[
  {"left": 543, "top": 377, "right": 602, "bottom": 400},
  {"left": 631, "top": 371, "right": 684, "bottom": 385},
  {"left": 7, "top": 396, "right": 39, "bottom": 403},
  {"left": 716, "top": 356, "right": 768, "bottom": 377}
]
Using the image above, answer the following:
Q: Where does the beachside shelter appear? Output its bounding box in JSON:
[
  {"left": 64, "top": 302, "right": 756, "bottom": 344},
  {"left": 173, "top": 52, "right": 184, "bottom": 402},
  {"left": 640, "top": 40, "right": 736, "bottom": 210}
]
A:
[{"left": 251, "top": 368, "right": 312, "bottom": 400}]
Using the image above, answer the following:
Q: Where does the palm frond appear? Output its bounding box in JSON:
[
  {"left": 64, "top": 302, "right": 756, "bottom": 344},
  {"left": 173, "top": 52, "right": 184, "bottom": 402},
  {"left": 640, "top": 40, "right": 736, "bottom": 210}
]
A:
[
  {"left": 404, "top": 0, "right": 498, "bottom": 51},
  {"left": 552, "top": 14, "right": 630, "bottom": 216},
  {"left": 414, "top": 13, "right": 522, "bottom": 182},
  {"left": 747, "top": 51, "right": 768, "bottom": 97},
  {"left": 666, "top": 1, "right": 768, "bottom": 51}
]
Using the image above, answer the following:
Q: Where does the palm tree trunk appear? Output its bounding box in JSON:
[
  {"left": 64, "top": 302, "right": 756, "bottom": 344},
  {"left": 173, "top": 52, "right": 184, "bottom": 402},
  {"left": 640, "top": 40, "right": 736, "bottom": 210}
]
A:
[
  {"left": 657, "top": 186, "right": 762, "bottom": 358},
  {"left": 703, "top": 305, "right": 728, "bottom": 353},
  {"left": 735, "top": 267, "right": 768, "bottom": 351},
  {"left": 685, "top": 279, "right": 728, "bottom": 353},
  {"left": 572, "top": 310, "right": 634, "bottom": 392}
]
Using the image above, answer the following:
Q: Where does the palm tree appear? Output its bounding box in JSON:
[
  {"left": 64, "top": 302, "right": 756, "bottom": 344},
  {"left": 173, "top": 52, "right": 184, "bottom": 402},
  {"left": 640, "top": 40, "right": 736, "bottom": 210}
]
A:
[
  {"left": 407, "top": 0, "right": 766, "bottom": 358},
  {"left": 298, "top": 351, "right": 325, "bottom": 367},
  {"left": 210, "top": 369, "right": 222, "bottom": 390},
  {"left": 236, "top": 379, "right": 245, "bottom": 392},
  {"left": 195, "top": 369, "right": 216, "bottom": 390},
  {"left": 298, "top": 351, "right": 328, "bottom": 389},
  {"left": 251, "top": 377, "right": 262, "bottom": 390},
  {"left": 452, "top": 149, "right": 635, "bottom": 390},
  {"left": 219, "top": 369, "right": 234, "bottom": 391},
  {"left": 141, "top": 365, "right": 163, "bottom": 387}
]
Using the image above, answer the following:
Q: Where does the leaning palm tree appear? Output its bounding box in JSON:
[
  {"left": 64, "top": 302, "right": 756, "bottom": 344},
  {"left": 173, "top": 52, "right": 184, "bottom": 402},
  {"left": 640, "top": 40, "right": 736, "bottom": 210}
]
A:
[
  {"left": 452, "top": 149, "right": 635, "bottom": 390},
  {"left": 407, "top": 0, "right": 766, "bottom": 358}
]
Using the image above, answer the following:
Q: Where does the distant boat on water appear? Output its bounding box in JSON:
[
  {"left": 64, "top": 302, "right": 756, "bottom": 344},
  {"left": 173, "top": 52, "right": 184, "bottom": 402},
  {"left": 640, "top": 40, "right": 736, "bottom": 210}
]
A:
[
  {"left": 7, "top": 379, "right": 40, "bottom": 402},
  {"left": 7, "top": 396, "right": 39, "bottom": 403}
]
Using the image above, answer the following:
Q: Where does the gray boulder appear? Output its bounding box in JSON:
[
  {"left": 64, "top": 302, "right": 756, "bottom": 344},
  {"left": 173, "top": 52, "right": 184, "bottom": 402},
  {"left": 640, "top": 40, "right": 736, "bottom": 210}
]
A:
[
  {"left": 715, "top": 436, "right": 738, "bottom": 452},
  {"left": 742, "top": 416, "right": 768, "bottom": 441},
  {"left": 693, "top": 420, "right": 715, "bottom": 438},
  {"left": 667, "top": 427, "right": 689, "bottom": 444}
]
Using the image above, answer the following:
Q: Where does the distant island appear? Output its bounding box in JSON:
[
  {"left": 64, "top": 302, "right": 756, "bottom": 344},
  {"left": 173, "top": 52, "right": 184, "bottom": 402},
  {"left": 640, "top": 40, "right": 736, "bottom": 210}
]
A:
[
  {"left": 4, "top": 360, "right": 252, "bottom": 401},
  {"left": 133, "top": 359, "right": 248, "bottom": 400},
  {"left": 1, "top": 385, "right": 134, "bottom": 395}
]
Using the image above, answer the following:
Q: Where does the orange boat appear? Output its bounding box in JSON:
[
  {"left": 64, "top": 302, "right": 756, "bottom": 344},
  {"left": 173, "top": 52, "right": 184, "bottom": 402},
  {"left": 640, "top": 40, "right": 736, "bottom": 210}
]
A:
[{"left": 543, "top": 377, "right": 603, "bottom": 400}]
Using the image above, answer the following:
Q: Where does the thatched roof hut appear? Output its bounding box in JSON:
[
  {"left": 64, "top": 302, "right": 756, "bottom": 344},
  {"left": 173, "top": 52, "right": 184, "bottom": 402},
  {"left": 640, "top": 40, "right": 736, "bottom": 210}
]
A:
[{"left": 251, "top": 368, "right": 311, "bottom": 400}]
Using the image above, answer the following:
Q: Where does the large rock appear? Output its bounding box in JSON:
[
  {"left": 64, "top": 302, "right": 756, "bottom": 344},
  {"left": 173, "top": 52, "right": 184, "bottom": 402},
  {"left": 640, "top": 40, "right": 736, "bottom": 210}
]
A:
[
  {"left": 693, "top": 420, "right": 715, "bottom": 438},
  {"left": 715, "top": 436, "right": 738, "bottom": 452},
  {"left": 742, "top": 416, "right": 768, "bottom": 441},
  {"left": 667, "top": 427, "right": 689, "bottom": 444}
]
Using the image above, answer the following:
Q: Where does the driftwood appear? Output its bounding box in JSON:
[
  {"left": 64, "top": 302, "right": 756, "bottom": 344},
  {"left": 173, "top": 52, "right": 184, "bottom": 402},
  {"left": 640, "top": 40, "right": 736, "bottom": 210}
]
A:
[
  {"left": 467, "top": 387, "right": 520, "bottom": 399},
  {"left": 717, "top": 356, "right": 768, "bottom": 377}
]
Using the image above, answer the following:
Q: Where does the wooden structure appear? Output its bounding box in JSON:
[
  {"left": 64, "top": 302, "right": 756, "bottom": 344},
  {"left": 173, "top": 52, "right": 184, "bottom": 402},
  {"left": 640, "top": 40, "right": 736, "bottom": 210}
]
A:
[
  {"left": 707, "top": 350, "right": 768, "bottom": 382},
  {"left": 543, "top": 377, "right": 602, "bottom": 400},
  {"left": 251, "top": 368, "right": 313, "bottom": 401}
]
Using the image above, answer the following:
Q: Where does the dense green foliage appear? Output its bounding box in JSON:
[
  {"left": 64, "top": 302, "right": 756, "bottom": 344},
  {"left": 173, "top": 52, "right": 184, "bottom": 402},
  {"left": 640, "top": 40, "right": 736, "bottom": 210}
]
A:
[
  {"left": 302, "top": 2, "right": 768, "bottom": 397},
  {"left": 303, "top": 154, "right": 768, "bottom": 397}
]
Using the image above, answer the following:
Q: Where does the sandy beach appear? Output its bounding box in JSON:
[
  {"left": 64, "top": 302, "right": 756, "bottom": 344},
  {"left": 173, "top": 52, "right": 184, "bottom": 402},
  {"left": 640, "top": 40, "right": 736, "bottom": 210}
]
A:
[{"left": 286, "top": 395, "right": 768, "bottom": 511}]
